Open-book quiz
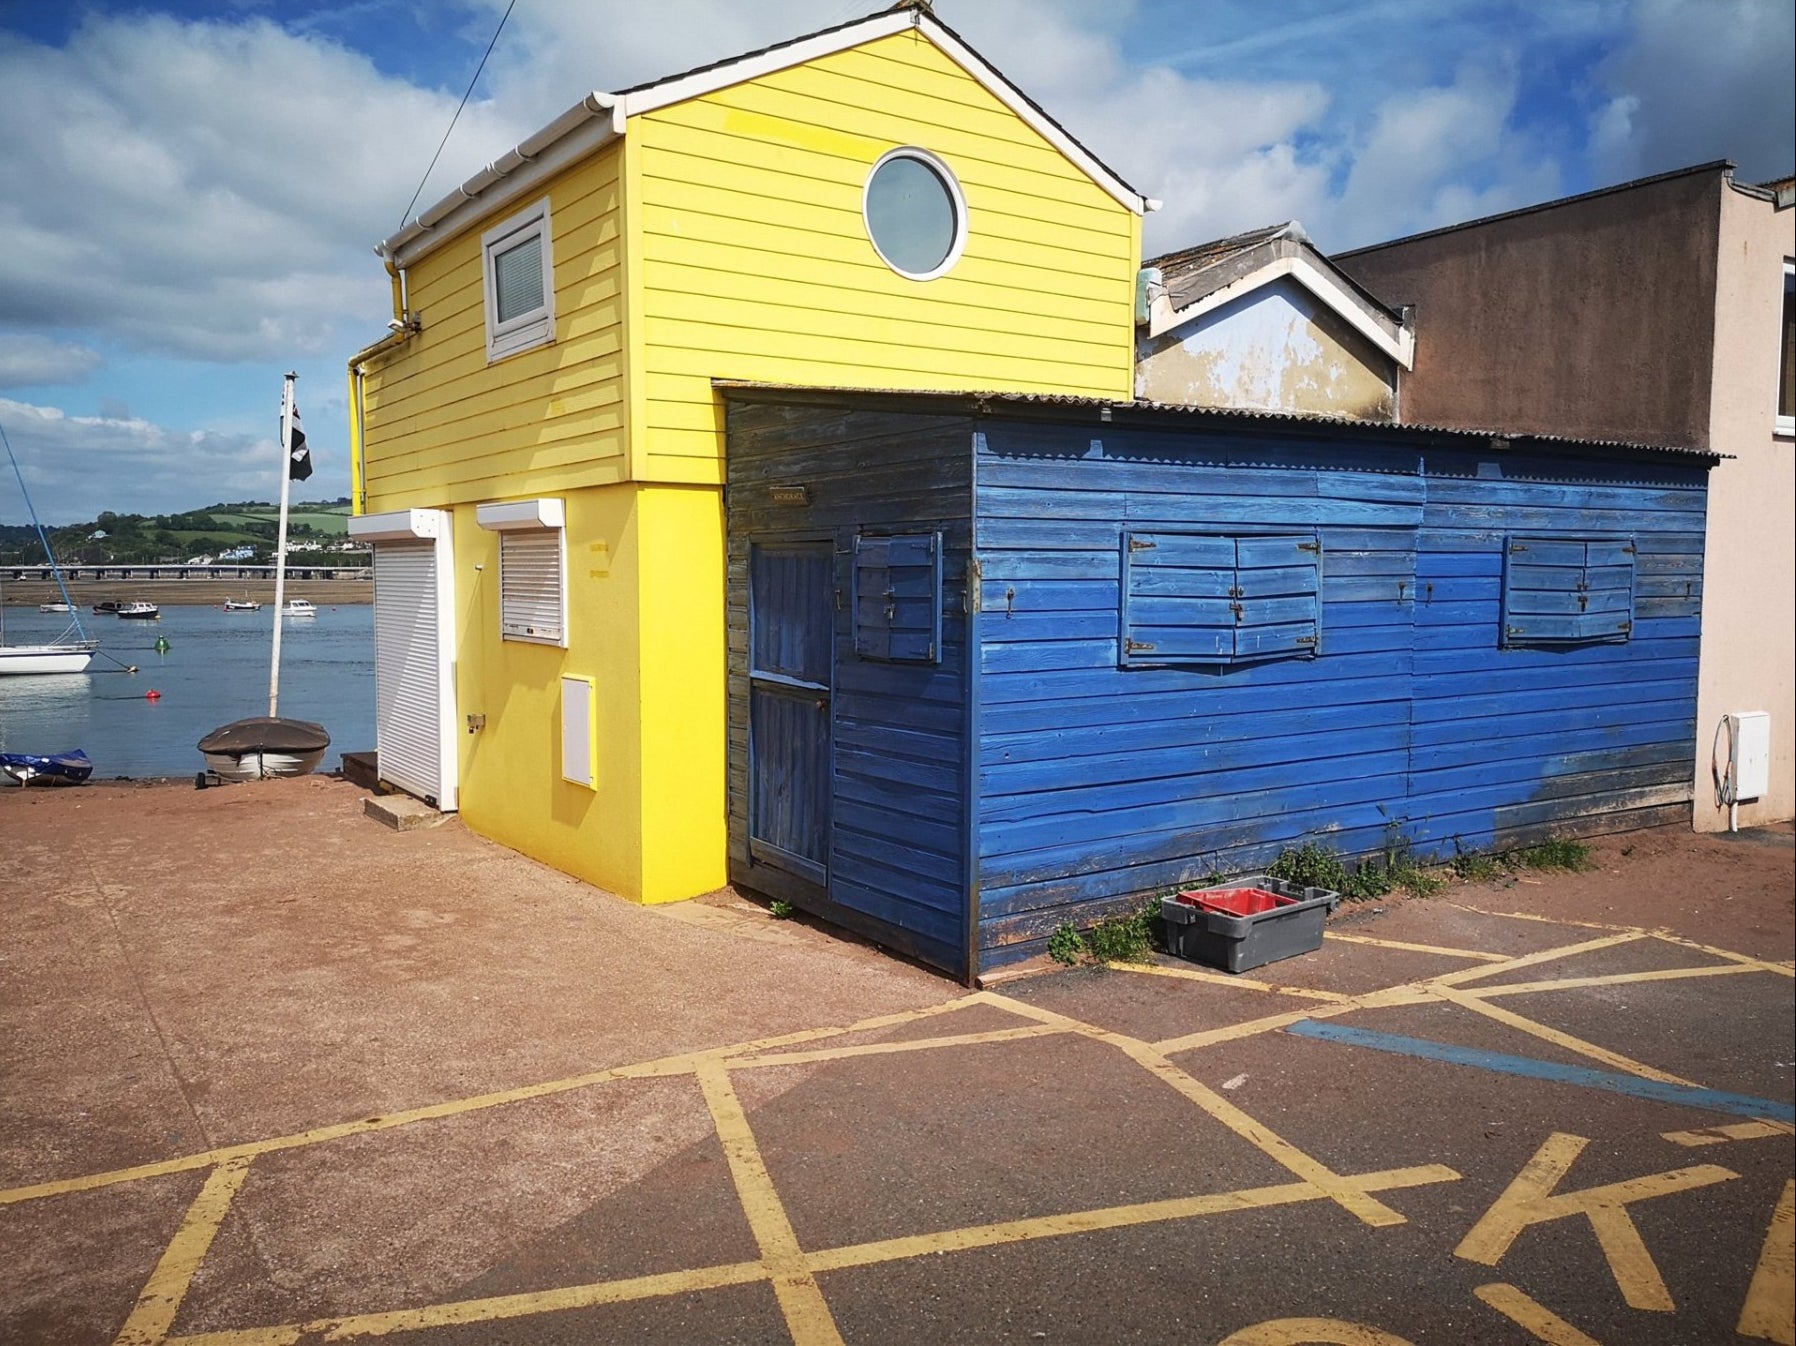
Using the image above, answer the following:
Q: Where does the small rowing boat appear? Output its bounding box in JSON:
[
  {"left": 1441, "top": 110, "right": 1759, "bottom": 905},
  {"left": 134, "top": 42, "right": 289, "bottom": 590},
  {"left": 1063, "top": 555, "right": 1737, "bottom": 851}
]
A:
[{"left": 1, "top": 749, "right": 93, "bottom": 786}]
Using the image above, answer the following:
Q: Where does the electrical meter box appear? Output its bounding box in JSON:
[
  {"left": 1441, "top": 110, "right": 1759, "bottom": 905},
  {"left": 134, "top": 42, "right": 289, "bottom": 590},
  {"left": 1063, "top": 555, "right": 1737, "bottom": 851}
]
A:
[{"left": 1727, "top": 711, "right": 1772, "bottom": 801}]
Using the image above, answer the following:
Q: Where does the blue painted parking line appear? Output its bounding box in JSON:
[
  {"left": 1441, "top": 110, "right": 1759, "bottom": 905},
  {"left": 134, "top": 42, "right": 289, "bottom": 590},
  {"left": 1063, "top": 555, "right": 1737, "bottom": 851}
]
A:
[{"left": 1285, "top": 1020, "right": 1796, "bottom": 1123}]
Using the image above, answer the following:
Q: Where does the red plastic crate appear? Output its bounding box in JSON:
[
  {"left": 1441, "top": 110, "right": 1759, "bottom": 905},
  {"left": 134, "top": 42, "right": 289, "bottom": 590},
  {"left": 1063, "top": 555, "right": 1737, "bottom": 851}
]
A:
[{"left": 1175, "top": 886, "right": 1295, "bottom": 917}]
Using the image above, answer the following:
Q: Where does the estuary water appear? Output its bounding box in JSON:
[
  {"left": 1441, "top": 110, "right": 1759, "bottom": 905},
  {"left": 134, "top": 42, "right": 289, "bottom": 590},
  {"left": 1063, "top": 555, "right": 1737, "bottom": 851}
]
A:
[{"left": 0, "top": 603, "right": 374, "bottom": 779}]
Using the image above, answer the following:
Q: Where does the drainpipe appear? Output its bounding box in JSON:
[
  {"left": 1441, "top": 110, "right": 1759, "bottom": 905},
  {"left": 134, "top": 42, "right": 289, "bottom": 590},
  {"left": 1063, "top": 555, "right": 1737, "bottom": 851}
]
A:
[{"left": 347, "top": 257, "right": 421, "bottom": 514}]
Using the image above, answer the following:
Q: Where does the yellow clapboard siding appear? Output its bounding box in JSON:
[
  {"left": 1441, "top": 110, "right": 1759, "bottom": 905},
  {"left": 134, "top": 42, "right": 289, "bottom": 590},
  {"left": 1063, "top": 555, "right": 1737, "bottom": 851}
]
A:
[
  {"left": 376, "top": 339, "right": 626, "bottom": 431},
  {"left": 637, "top": 116, "right": 1122, "bottom": 235},
  {"left": 640, "top": 233, "right": 1123, "bottom": 328},
  {"left": 642, "top": 287, "right": 1123, "bottom": 366},
  {"left": 644, "top": 334, "right": 1121, "bottom": 393},
  {"left": 638, "top": 202, "right": 1128, "bottom": 306},
  {"left": 368, "top": 454, "right": 632, "bottom": 512},
  {"left": 640, "top": 165, "right": 1128, "bottom": 267}
]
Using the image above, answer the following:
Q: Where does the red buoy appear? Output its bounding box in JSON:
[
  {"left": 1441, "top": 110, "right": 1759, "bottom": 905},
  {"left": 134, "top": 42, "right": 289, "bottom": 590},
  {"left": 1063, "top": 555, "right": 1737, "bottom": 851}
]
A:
[{"left": 145, "top": 689, "right": 162, "bottom": 701}]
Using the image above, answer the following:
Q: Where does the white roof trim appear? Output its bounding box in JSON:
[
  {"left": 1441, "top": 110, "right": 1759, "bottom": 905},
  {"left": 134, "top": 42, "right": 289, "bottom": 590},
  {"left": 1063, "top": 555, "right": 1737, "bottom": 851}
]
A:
[
  {"left": 375, "top": 9, "right": 1148, "bottom": 265},
  {"left": 379, "top": 95, "right": 622, "bottom": 267},
  {"left": 1146, "top": 254, "right": 1415, "bottom": 369},
  {"left": 349, "top": 508, "right": 448, "bottom": 542}
]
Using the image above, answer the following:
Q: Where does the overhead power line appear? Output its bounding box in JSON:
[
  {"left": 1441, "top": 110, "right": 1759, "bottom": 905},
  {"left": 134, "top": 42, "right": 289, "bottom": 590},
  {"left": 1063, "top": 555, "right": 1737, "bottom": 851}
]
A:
[{"left": 397, "top": 0, "right": 519, "bottom": 229}]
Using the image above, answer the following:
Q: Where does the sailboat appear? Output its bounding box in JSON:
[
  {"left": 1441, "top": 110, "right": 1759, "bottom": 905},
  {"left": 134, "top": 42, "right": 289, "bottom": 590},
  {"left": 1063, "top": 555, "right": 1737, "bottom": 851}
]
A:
[{"left": 1, "top": 415, "right": 98, "bottom": 676}]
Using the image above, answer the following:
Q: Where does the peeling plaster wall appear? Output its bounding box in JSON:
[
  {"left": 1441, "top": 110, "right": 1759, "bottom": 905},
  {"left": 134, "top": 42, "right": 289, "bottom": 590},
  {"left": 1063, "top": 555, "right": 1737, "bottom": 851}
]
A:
[{"left": 1136, "top": 277, "right": 1397, "bottom": 420}]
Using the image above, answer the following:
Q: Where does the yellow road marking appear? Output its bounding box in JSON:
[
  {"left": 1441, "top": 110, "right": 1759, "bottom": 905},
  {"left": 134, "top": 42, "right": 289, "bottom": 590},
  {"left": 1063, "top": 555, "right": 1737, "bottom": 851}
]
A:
[
  {"left": 1663, "top": 1119, "right": 1796, "bottom": 1147},
  {"left": 1652, "top": 932, "right": 1796, "bottom": 979},
  {"left": 167, "top": 1168, "right": 1459, "bottom": 1345},
  {"left": 1455, "top": 1131, "right": 1738, "bottom": 1311},
  {"left": 1113, "top": 960, "right": 1357, "bottom": 1002},
  {"left": 695, "top": 1058, "right": 843, "bottom": 1346},
  {"left": 1444, "top": 904, "right": 1637, "bottom": 933},
  {"left": 1152, "top": 986, "right": 1435, "bottom": 1056},
  {"left": 1325, "top": 932, "right": 1510, "bottom": 963},
  {"left": 173, "top": 1260, "right": 772, "bottom": 1346},
  {"left": 1426, "top": 932, "right": 1650, "bottom": 989},
  {"left": 1427, "top": 985, "right": 1700, "bottom": 1086},
  {"left": 1473, "top": 1283, "right": 1603, "bottom": 1345},
  {"left": 732, "top": 1023, "right": 1065, "bottom": 1070},
  {"left": 1217, "top": 1319, "right": 1418, "bottom": 1344},
  {"left": 115, "top": 1159, "right": 253, "bottom": 1346},
  {"left": 1463, "top": 964, "right": 1757, "bottom": 998},
  {"left": 0, "top": 998, "right": 986, "bottom": 1210},
  {"left": 979, "top": 991, "right": 1437, "bottom": 1227},
  {"left": 1738, "top": 1178, "right": 1795, "bottom": 1344}
]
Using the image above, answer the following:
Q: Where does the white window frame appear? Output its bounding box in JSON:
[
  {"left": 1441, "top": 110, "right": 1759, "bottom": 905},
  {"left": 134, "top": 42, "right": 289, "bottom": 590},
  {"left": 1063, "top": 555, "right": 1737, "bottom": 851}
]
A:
[
  {"left": 1777, "top": 259, "right": 1794, "bottom": 438},
  {"left": 476, "top": 498, "right": 568, "bottom": 647},
  {"left": 482, "top": 197, "right": 556, "bottom": 362},
  {"left": 862, "top": 147, "right": 969, "bottom": 282}
]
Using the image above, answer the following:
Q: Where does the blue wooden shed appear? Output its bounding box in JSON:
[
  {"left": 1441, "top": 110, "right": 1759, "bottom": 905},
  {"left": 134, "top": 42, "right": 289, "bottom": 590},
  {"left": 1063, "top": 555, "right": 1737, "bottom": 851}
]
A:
[{"left": 722, "top": 386, "right": 1716, "bottom": 981}]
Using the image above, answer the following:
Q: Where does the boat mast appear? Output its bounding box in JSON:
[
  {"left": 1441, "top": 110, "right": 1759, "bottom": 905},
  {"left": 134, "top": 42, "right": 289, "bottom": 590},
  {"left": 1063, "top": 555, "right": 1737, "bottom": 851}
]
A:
[
  {"left": 1, "top": 408, "right": 89, "bottom": 643},
  {"left": 269, "top": 372, "right": 296, "bottom": 716}
]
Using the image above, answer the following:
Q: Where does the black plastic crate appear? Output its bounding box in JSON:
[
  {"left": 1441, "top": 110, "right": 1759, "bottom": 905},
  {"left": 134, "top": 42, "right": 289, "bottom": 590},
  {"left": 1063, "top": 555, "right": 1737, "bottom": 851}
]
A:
[{"left": 1159, "top": 874, "right": 1339, "bottom": 973}]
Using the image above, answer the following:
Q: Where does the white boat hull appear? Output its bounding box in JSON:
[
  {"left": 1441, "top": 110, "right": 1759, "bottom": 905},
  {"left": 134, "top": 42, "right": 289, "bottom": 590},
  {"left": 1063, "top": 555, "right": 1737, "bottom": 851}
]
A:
[
  {"left": 200, "top": 746, "right": 327, "bottom": 782},
  {"left": 0, "top": 643, "right": 98, "bottom": 675}
]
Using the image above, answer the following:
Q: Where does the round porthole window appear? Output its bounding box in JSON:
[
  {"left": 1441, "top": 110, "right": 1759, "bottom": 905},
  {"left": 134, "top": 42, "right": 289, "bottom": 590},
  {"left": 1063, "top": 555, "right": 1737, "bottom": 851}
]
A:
[{"left": 863, "top": 148, "right": 967, "bottom": 281}]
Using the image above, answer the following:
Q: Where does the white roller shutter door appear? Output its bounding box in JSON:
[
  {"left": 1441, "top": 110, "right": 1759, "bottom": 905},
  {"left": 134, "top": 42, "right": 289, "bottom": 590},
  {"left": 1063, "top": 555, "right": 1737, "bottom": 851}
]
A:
[{"left": 373, "top": 540, "right": 448, "bottom": 807}]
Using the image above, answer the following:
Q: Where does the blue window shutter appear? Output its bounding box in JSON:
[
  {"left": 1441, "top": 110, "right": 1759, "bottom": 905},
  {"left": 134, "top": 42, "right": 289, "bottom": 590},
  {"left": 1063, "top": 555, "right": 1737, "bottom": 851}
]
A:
[
  {"left": 1122, "top": 531, "right": 1320, "bottom": 666},
  {"left": 1233, "top": 534, "right": 1322, "bottom": 658},
  {"left": 1504, "top": 536, "right": 1635, "bottom": 645},
  {"left": 854, "top": 532, "right": 941, "bottom": 663}
]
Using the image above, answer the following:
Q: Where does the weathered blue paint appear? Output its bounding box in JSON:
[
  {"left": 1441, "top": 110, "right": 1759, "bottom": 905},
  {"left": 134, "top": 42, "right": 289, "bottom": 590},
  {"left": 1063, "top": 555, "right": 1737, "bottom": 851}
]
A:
[{"left": 724, "top": 391, "right": 1713, "bottom": 980}]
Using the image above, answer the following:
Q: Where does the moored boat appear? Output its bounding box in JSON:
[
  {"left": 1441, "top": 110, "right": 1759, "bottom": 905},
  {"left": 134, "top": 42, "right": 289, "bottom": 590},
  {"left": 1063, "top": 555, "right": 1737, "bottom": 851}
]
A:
[
  {"left": 281, "top": 598, "right": 317, "bottom": 617},
  {"left": 224, "top": 597, "right": 262, "bottom": 611},
  {"left": 197, "top": 717, "right": 330, "bottom": 783},
  {"left": 116, "top": 601, "right": 160, "bottom": 619},
  {"left": 92, "top": 600, "right": 121, "bottom": 614},
  {"left": 38, "top": 602, "right": 71, "bottom": 613},
  {"left": 0, "top": 749, "right": 93, "bottom": 786},
  {"left": 0, "top": 642, "right": 98, "bottom": 675}
]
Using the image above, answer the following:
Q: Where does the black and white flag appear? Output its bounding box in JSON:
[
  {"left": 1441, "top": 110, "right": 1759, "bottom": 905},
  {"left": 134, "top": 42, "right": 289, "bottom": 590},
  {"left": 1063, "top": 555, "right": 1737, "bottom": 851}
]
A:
[{"left": 287, "top": 404, "right": 313, "bottom": 482}]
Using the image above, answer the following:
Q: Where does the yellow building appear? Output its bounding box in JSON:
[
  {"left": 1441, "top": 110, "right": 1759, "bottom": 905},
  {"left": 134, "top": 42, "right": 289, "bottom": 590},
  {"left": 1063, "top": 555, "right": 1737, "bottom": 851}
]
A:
[{"left": 347, "top": 5, "right": 1153, "bottom": 904}]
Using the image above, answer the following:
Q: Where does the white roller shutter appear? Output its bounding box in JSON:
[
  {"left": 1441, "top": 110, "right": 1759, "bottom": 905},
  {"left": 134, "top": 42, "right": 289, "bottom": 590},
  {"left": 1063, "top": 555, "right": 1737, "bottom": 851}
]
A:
[
  {"left": 373, "top": 540, "right": 450, "bottom": 807},
  {"left": 500, "top": 530, "right": 565, "bottom": 644}
]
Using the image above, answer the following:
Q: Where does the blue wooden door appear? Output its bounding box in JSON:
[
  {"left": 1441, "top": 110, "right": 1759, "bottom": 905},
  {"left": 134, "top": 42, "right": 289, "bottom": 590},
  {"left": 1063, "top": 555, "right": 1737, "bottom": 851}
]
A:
[{"left": 748, "top": 540, "right": 834, "bottom": 886}]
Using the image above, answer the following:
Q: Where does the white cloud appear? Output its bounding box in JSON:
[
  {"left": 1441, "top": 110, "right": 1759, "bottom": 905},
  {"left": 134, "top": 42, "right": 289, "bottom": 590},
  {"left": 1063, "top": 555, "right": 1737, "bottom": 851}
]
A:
[
  {"left": 0, "top": 335, "right": 103, "bottom": 389},
  {"left": 1592, "top": 0, "right": 1795, "bottom": 182},
  {"left": 0, "top": 11, "right": 534, "bottom": 364},
  {"left": 0, "top": 396, "right": 334, "bottom": 522}
]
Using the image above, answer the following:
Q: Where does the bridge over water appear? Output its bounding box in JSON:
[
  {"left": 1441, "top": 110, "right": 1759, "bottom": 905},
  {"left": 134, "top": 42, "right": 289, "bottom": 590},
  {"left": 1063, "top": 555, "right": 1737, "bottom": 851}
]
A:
[{"left": 3, "top": 561, "right": 370, "bottom": 583}]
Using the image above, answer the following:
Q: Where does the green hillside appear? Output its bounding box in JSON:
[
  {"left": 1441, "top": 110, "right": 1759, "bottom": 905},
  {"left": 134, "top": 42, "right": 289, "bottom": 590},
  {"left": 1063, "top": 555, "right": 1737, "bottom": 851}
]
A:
[{"left": 0, "top": 498, "right": 355, "bottom": 565}]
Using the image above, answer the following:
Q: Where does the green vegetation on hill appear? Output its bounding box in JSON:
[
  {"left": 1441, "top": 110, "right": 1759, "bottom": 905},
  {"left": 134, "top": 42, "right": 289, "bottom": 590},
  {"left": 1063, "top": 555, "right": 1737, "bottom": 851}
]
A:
[{"left": 0, "top": 498, "right": 357, "bottom": 566}]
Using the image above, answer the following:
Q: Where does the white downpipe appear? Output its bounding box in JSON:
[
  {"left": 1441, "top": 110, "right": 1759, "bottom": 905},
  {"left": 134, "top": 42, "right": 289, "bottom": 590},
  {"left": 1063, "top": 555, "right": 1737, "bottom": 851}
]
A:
[{"left": 270, "top": 372, "right": 296, "bottom": 717}]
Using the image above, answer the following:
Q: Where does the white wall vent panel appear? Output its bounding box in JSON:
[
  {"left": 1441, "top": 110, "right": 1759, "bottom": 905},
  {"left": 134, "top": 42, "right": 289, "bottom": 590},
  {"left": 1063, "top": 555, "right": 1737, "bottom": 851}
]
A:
[{"left": 561, "top": 675, "right": 595, "bottom": 788}]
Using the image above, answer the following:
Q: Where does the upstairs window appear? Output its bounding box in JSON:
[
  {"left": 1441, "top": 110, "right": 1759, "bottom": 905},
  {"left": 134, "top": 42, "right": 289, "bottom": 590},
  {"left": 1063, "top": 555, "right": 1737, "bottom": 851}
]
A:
[
  {"left": 1778, "top": 260, "right": 1793, "bottom": 437},
  {"left": 863, "top": 148, "right": 967, "bottom": 282},
  {"left": 1502, "top": 535, "right": 1635, "bottom": 646},
  {"left": 476, "top": 499, "right": 567, "bottom": 646},
  {"left": 854, "top": 531, "right": 942, "bottom": 663},
  {"left": 1121, "top": 531, "right": 1322, "bottom": 667},
  {"left": 483, "top": 198, "right": 555, "bottom": 362}
]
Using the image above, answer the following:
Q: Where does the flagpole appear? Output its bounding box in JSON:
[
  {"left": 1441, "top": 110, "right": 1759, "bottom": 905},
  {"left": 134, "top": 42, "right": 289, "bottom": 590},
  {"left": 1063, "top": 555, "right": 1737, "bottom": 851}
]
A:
[{"left": 269, "top": 371, "right": 296, "bottom": 717}]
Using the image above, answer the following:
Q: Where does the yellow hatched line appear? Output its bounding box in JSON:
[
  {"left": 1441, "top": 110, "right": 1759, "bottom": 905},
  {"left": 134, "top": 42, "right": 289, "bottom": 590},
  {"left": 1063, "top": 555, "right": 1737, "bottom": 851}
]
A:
[
  {"left": 1738, "top": 1178, "right": 1795, "bottom": 1344},
  {"left": 1425, "top": 932, "right": 1650, "bottom": 988},
  {"left": 1663, "top": 1119, "right": 1795, "bottom": 1148},
  {"left": 1444, "top": 903, "right": 1639, "bottom": 933},
  {"left": 1427, "top": 985, "right": 1701, "bottom": 1087},
  {"left": 695, "top": 1058, "right": 843, "bottom": 1346},
  {"left": 732, "top": 1023, "right": 1065, "bottom": 1070},
  {"left": 1151, "top": 986, "right": 1434, "bottom": 1056},
  {"left": 1474, "top": 1283, "right": 1604, "bottom": 1345},
  {"left": 165, "top": 1167, "right": 1460, "bottom": 1345},
  {"left": 975, "top": 990, "right": 1423, "bottom": 1227},
  {"left": 1652, "top": 932, "right": 1796, "bottom": 979},
  {"left": 1463, "top": 963, "right": 1760, "bottom": 999},
  {"left": 0, "top": 997, "right": 988, "bottom": 1210},
  {"left": 115, "top": 1159, "right": 254, "bottom": 1346},
  {"left": 1109, "top": 959, "right": 1356, "bottom": 1002},
  {"left": 1325, "top": 932, "right": 1511, "bottom": 963}
]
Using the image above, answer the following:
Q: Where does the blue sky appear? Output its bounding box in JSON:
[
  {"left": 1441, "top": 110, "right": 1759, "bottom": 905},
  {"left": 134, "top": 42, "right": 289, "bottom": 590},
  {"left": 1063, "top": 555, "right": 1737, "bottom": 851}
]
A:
[{"left": 1, "top": 0, "right": 1790, "bottom": 522}]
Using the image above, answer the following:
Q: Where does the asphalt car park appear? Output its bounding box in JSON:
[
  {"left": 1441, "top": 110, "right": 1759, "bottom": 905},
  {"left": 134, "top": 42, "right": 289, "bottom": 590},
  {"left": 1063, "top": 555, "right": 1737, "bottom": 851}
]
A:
[{"left": 2, "top": 780, "right": 1790, "bottom": 1345}]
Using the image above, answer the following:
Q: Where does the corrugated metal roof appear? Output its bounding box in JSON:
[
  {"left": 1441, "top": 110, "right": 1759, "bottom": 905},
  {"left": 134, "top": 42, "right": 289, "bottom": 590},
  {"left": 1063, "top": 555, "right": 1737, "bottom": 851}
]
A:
[
  {"left": 714, "top": 381, "right": 1721, "bottom": 459},
  {"left": 1145, "top": 221, "right": 1301, "bottom": 279}
]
